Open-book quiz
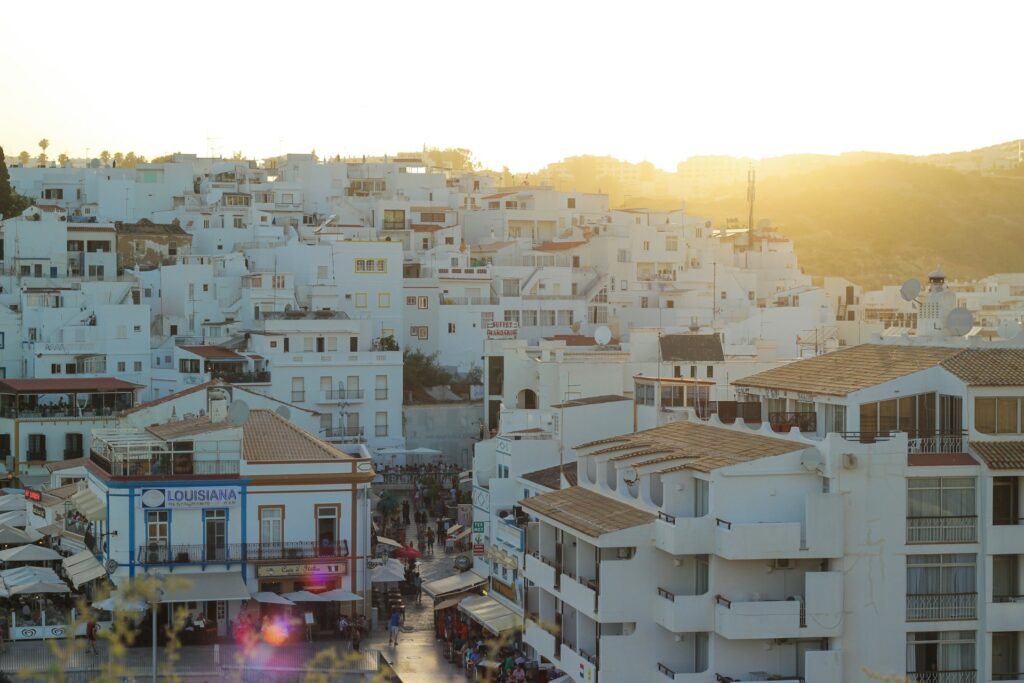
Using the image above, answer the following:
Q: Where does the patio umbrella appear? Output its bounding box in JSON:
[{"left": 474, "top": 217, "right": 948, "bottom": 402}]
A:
[
  {"left": 391, "top": 545, "right": 422, "bottom": 560},
  {"left": 0, "top": 495, "right": 24, "bottom": 512},
  {"left": 0, "top": 511, "right": 27, "bottom": 528},
  {"left": 9, "top": 581, "right": 70, "bottom": 595},
  {"left": 283, "top": 590, "right": 328, "bottom": 602},
  {"left": 0, "top": 544, "right": 61, "bottom": 562},
  {"left": 370, "top": 559, "right": 406, "bottom": 584},
  {"left": 92, "top": 593, "right": 148, "bottom": 612},
  {"left": 318, "top": 589, "right": 361, "bottom": 602},
  {"left": 252, "top": 592, "right": 296, "bottom": 606},
  {"left": 375, "top": 536, "right": 402, "bottom": 549}
]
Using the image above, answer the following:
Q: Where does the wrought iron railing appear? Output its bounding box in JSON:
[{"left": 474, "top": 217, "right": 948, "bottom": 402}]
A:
[
  {"left": 768, "top": 412, "right": 817, "bottom": 434},
  {"left": 906, "top": 516, "right": 977, "bottom": 544},
  {"left": 905, "top": 592, "right": 977, "bottom": 621},
  {"left": 908, "top": 431, "right": 969, "bottom": 454},
  {"left": 323, "top": 389, "right": 364, "bottom": 401},
  {"left": 906, "top": 671, "right": 976, "bottom": 683},
  {"left": 91, "top": 452, "right": 240, "bottom": 478},
  {"left": 137, "top": 540, "right": 350, "bottom": 564}
]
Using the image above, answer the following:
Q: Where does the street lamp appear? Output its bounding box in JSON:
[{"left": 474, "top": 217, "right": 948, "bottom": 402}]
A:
[{"left": 151, "top": 586, "right": 164, "bottom": 683}]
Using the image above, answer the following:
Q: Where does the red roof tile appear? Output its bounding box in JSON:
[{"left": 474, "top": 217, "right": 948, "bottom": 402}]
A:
[
  {"left": 544, "top": 335, "right": 601, "bottom": 347},
  {"left": 532, "top": 241, "right": 587, "bottom": 252},
  {"left": 179, "top": 345, "right": 244, "bottom": 360}
]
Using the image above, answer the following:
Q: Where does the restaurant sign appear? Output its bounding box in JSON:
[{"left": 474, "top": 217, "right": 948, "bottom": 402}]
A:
[
  {"left": 257, "top": 562, "right": 346, "bottom": 578},
  {"left": 138, "top": 487, "right": 241, "bottom": 509},
  {"left": 486, "top": 321, "right": 518, "bottom": 340},
  {"left": 473, "top": 520, "right": 486, "bottom": 556}
]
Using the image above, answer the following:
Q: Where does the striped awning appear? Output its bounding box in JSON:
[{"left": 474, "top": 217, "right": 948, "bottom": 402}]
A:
[
  {"left": 71, "top": 487, "right": 105, "bottom": 522},
  {"left": 63, "top": 550, "right": 107, "bottom": 588}
]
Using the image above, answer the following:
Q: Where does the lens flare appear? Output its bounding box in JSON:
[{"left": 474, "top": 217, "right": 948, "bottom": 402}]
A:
[{"left": 262, "top": 617, "right": 290, "bottom": 647}]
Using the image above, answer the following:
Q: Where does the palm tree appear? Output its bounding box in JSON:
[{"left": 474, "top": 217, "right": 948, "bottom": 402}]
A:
[
  {"left": 100, "top": 150, "right": 111, "bottom": 165},
  {"left": 58, "top": 153, "right": 69, "bottom": 167},
  {"left": 37, "top": 138, "right": 49, "bottom": 164},
  {"left": 17, "top": 151, "right": 29, "bottom": 166}
]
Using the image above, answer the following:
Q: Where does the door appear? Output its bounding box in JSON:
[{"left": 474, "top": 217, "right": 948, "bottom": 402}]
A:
[
  {"left": 992, "top": 632, "right": 1019, "bottom": 679},
  {"left": 146, "top": 511, "right": 169, "bottom": 563},
  {"left": 695, "top": 555, "right": 709, "bottom": 595},
  {"left": 204, "top": 509, "right": 226, "bottom": 561},
  {"left": 316, "top": 506, "right": 339, "bottom": 557},
  {"left": 796, "top": 640, "right": 826, "bottom": 679},
  {"left": 993, "top": 477, "right": 1019, "bottom": 525},
  {"left": 64, "top": 433, "right": 83, "bottom": 459},
  {"left": 993, "top": 555, "right": 1018, "bottom": 600}
]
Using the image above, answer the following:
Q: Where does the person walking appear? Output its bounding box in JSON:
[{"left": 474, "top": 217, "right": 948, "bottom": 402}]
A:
[
  {"left": 350, "top": 621, "right": 362, "bottom": 652},
  {"left": 426, "top": 527, "right": 435, "bottom": 554},
  {"left": 387, "top": 608, "right": 402, "bottom": 646},
  {"left": 413, "top": 572, "right": 423, "bottom": 605},
  {"left": 85, "top": 618, "right": 99, "bottom": 654},
  {"left": 402, "top": 500, "right": 410, "bottom": 525}
]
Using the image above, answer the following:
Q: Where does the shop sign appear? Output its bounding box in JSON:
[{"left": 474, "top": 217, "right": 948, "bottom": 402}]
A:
[
  {"left": 138, "top": 487, "right": 240, "bottom": 509},
  {"left": 486, "top": 321, "right": 518, "bottom": 340},
  {"left": 256, "top": 562, "right": 346, "bottom": 578},
  {"left": 32, "top": 505, "right": 45, "bottom": 518},
  {"left": 24, "top": 489, "right": 42, "bottom": 502},
  {"left": 473, "top": 544, "right": 485, "bottom": 556},
  {"left": 490, "top": 576, "right": 517, "bottom": 603}
]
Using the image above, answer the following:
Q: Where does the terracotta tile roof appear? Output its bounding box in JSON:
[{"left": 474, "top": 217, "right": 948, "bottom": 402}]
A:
[
  {"left": 519, "top": 486, "right": 653, "bottom": 538},
  {"left": 242, "top": 409, "right": 356, "bottom": 463},
  {"left": 971, "top": 441, "right": 1024, "bottom": 470},
  {"left": 481, "top": 192, "right": 516, "bottom": 200},
  {"left": 940, "top": 349, "right": 1024, "bottom": 386},
  {"left": 116, "top": 219, "right": 189, "bottom": 236},
  {"left": 411, "top": 224, "right": 449, "bottom": 233},
  {"left": 550, "top": 394, "right": 630, "bottom": 408},
  {"left": 0, "top": 378, "right": 142, "bottom": 394},
  {"left": 179, "top": 345, "right": 245, "bottom": 360},
  {"left": 146, "top": 415, "right": 236, "bottom": 440},
  {"left": 121, "top": 381, "right": 217, "bottom": 415},
  {"left": 909, "top": 453, "right": 978, "bottom": 467},
  {"left": 471, "top": 241, "right": 515, "bottom": 253},
  {"left": 532, "top": 241, "right": 587, "bottom": 252},
  {"left": 660, "top": 334, "right": 725, "bottom": 362},
  {"left": 44, "top": 458, "right": 88, "bottom": 473},
  {"left": 521, "top": 463, "right": 577, "bottom": 490},
  {"left": 36, "top": 204, "right": 66, "bottom": 213},
  {"left": 543, "top": 335, "right": 609, "bottom": 347},
  {"left": 734, "top": 344, "right": 962, "bottom": 396},
  {"left": 577, "top": 421, "right": 805, "bottom": 474}
]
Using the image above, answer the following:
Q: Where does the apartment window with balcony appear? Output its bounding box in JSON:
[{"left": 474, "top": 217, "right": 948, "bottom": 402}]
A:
[
  {"left": 906, "top": 631, "right": 975, "bottom": 681},
  {"left": 993, "top": 555, "right": 1020, "bottom": 603},
  {"left": 316, "top": 505, "right": 340, "bottom": 556},
  {"left": 260, "top": 506, "right": 283, "bottom": 550},
  {"left": 375, "top": 412, "right": 388, "bottom": 437},
  {"left": 375, "top": 375, "right": 388, "bottom": 400},
  {"left": 145, "top": 510, "right": 169, "bottom": 560},
  {"left": 204, "top": 509, "right": 227, "bottom": 561},
  {"left": 291, "top": 377, "right": 305, "bottom": 403},
  {"left": 975, "top": 397, "right": 1023, "bottom": 434},
  {"left": 179, "top": 359, "right": 200, "bottom": 373},
  {"left": 907, "top": 478, "right": 976, "bottom": 544},
  {"left": 993, "top": 477, "right": 1019, "bottom": 525},
  {"left": 383, "top": 210, "right": 406, "bottom": 230},
  {"left": 907, "top": 554, "right": 977, "bottom": 621},
  {"left": 992, "top": 632, "right": 1020, "bottom": 682}
]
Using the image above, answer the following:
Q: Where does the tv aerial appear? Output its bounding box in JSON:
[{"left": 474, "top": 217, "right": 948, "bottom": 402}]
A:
[
  {"left": 998, "top": 319, "right": 1022, "bottom": 340},
  {"left": 945, "top": 308, "right": 974, "bottom": 337},
  {"left": 275, "top": 405, "right": 292, "bottom": 420},
  {"left": 227, "top": 399, "right": 250, "bottom": 426}
]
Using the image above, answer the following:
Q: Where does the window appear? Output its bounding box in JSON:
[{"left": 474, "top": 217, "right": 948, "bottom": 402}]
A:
[
  {"left": 27, "top": 434, "right": 46, "bottom": 461},
  {"left": 906, "top": 554, "right": 977, "bottom": 621},
  {"left": 642, "top": 240, "right": 650, "bottom": 251},
  {"left": 272, "top": 275, "right": 286, "bottom": 289},
  {"left": 354, "top": 293, "right": 367, "bottom": 308},
  {"left": 316, "top": 506, "right": 340, "bottom": 556},
  {"left": 134, "top": 361, "right": 142, "bottom": 372},
  {"left": 376, "top": 375, "right": 388, "bottom": 400},
  {"left": 521, "top": 311, "right": 538, "bottom": 327},
  {"left": 291, "top": 377, "right": 305, "bottom": 403},
  {"left": 179, "top": 359, "right": 200, "bottom": 373},
  {"left": 406, "top": 296, "right": 417, "bottom": 306},
  {"left": 640, "top": 297, "right": 649, "bottom": 309},
  {"left": 906, "top": 631, "right": 976, "bottom": 679},
  {"left": 976, "top": 397, "right": 1023, "bottom": 434},
  {"left": 557, "top": 310, "right": 573, "bottom": 326},
  {"left": 42, "top": 188, "right": 64, "bottom": 199},
  {"left": 420, "top": 212, "right": 446, "bottom": 223},
  {"left": 354, "top": 258, "right": 386, "bottom": 273},
  {"left": 327, "top": 336, "right": 338, "bottom": 352},
  {"left": 481, "top": 312, "right": 495, "bottom": 328},
  {"left": 417, "top": 326, "right": 429, "bottom": 340},
  {"left": 636, "top": 383, "right": 655, "bottom": 406},
  {"left": 116, "top": 325, "right": 128, "bottom": 339},
  {"left": 304, "top": 336, "right": 315, "bottom": 352},
  {"left": 224, "top": 194, "right": 250, "bottom": 207},
  {"left": 282, "top": 337, "right": 289, "bottom": 352},
  {"left": 411, "top": 325, "right": 429, "bottom": 339},
  {"left": 504, "top": 310, "right": 520, "bottom": 324},
  {"left": 907, "top": 477, "right": 976, "bottom": 544},
  {"left": 259, "top": 507, "right": 283, "bottom": 548},
  {"left": 448, "top": 322, "right": 456, "bottom": 334},
  {"left": 540, "top": 310, "right": 556, "bottom": 326},
  {"left": 146, "top": 511, "right": 169, "bottom": 553},
  {"left": 315, "top": 336, "right": 325, "bottom": 352},
  {"left": 50, "top": 363, "right": 61, "bottom": 374},
  {"left": 502, "top": 279, "right": 521, "bottom": 297},
  {"left": 666, "top": 236, "right": 678, "bottom": 251},
  {"left": 376, "top": 412, "right": 388, "bottom": 437},
  {"left": 378, "top": 292, "right": 391, "bottom": 308},
  {"left": 350, "top": 337, "right": 359, "bottom": 352},
  {"left": 204, "top": 509, "right": 227, "bottom": 560},
  {"left": 233, "top": 216, "right": 243, "bottom": 228},
  {"left": 117, "top": 361, "right": 126, "bottom": 372},
  {"left": 567, "top": 197, "right": 576, "bottom": 209},
  {"left": 383, "top": 209, "right": 406, "bottom": 230},
  {"left": 418, "top": 296, "right": 429, "bottom": 309}
]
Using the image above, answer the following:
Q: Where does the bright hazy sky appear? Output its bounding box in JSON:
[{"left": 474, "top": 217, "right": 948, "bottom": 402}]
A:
[{"left": 2, "top": 0, "right": 1021, "bottom": 172}]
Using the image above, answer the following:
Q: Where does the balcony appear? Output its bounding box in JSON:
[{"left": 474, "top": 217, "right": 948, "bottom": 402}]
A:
[
  {"left": 908, "top": 431, "right": 969, "bottom": 454},
  {"left": 210, "top": 370, "right": 271, "bottom": 384},
  {"left": 906, "top": 592, "right": 977, "bottom": 621},
  {"left": 524, "top": 552, "right": 558, "bottom": 595},
  {"left": 323, "top": 427, "right": 365, "bottom": 443},
  {"left": 714, "top": 494, "right": 844, "bottom": 560},
  {"left": 439, "top": 296, "right": 500, "bottom": 306},
  {"left": 560, "top": 572, "right": 599, "bottom": 620},
  {"left": 319, "top": 389, "right": 364, "bottom": 403},
  {"left": 987, "top": 522, "right": 1024, "bottom": 555},
  {"left": 907, "top": 516, "right": 977, "bottom": 544},
  {"left": 715, "top": 572, "right": 843, "bottom": 639},
  {"left": 137, "top": 540, "right": 349, "bottom": 565},
  {"left": 90, "top": 451, "right": 240, "bottom": 479},
  {"left": 523, "top": 620, "right": 556, "bottom": 663},
  {"left": 654, "top": 588, "right": 714, "bottom": 632},
  {"left": 768, "top": 411, "right": 817, "bottom": 434},
  {"left": 985, "top": 596, "right": 1024, "bottom": 631},
  {"left": 654, "top": 512, "right": 714, "bottom": 556}
]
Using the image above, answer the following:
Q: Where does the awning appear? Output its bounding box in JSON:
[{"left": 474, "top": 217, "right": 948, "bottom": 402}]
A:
[
  {"left": 0, "top": 495, "right": 23, "bottom": 512},
  {"left": 283, "top": 590, "right": 327, "bottom": 602},
  {"left": 71, "top": 487, "right": 105, "bottom": 522},
  {"left": 433, "top": 592, "right": 480, "bottom": 612},
  {"left": 376, "top": 536, "right": 402, "bottom": 549},
  {"left": 252, "top": 592, "right": 295, "bottom": 606},
  {"left": 35, "top": 523, "right": 63, "bottom": 537},
  {"left": 160, "top": 571, "right": 249, "bottom": 603},
  {"left": 318, "top": 589, "right": 361, "bottom": 602},
  {"left": 424, "top": 570, "right": 486, "bottom": 599},
  {"left": 63, "top": 550, "right": 107, "bottom": 588},
  {"left": 0, "top": 544, "right": 61, "bottom": 562},
  {"left": 92, "top": 592, "right": 147, "bottom": 612},
  {"left": 370, "top": 559, "right": 406, "bottom": 583},
  {"left": 446, "top": 524, "right": 464, "bottom": 537},
  {"left": 0, "top": 525, "right": 41, "bottom": 545},
  {"left": 458, "top": 595, "right": 519, "bottom": 636},
  {"left": 0, "top": 511, "right": 26, "bottom": 528},
  {"left": 451, "top": 528, "right": 472, "bottom": 542}
]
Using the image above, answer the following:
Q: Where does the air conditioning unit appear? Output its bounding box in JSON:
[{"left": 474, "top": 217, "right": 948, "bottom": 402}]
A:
[{"left": 771, "top": 559, "right": 794, "bottom": 570}]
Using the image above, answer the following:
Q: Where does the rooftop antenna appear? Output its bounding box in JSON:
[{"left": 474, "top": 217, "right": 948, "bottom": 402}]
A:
[
  {"left": 227, "top": 399, "right": 250, "bottom": 426},
  {"left": 746, "top": 166, "right": 756, "bottom": 250},
  {"left": 945, "top": 307, "right": 974, "bottom": 337},
  {"left": 900, "top": 278, "right": 922, "bottom": 305}
]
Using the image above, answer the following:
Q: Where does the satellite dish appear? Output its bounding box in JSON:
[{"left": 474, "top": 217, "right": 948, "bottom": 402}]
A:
[
  {"left": 275, "top": 405, "right": 291, "bottom": 420},
  {"left": 998, "top": 320, "right": 1022, "bottom": 340},
  {"left": 945, "top": 308, "right": 974, "bottom": 337},
  {"left": 900, "top": 279, "right": 921, "bottom": 302},
  {"left": 594, "top": 326, "right": 612, "bottom": 346},
  {"left": 227, "top": 400, "right": 250, "bottom": 426}
]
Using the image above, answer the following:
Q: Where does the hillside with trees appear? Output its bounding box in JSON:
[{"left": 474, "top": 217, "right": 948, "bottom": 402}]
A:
[{"left": 682, "top": 160, "right": 1024, "bottom": 288}]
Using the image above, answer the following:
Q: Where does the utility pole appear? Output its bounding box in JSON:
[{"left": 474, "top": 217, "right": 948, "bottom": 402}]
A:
[{"left": 746, "top": 166, "right": 755, "bottom": 250}]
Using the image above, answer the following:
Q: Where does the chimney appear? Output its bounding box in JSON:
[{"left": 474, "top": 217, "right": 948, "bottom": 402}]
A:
[{"left": 208, "top": 388, "right": 230, "bottom": 423}]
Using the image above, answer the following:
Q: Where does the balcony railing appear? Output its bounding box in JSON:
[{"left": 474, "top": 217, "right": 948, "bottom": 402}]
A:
[
  {"left": 768, "top": 411, "right": 817, "bottom": 434},
  {"left": 439, "top": 296, "right": 500, "bottom": 305},
  {"left": 323, "top": 389, "right": 364, "bottom": 401},
  {"left": 838, "top": 431, "right": 895, "bottom": 443},
  {"left": 906, "top": 592, "right": 977, "bottom": 621},
  {"left": 658, "top": 663, "right": 677, "bottom": 678},
  {"left": 324, "top": 426, "right": 363, "bottom": 438},
  {"left": 906, "top": 671, "right": 976, "bottom": 683},
  {"left": 906, "top": 516, "right": 977, "bottom": 544},
  {"left": 993, "top": 673, "right": 1024, "bottom": 681},
  {"left": 211, "top": 370, "right": 271, "bottom": 384},
  {"left": 375, "top": 389, "right": 388, "bottom": 400},
  {"left": 908, "top": 431, "right": 969, "bottom": 454},
  {"left": 90, "top": 451, "right": 240, "bottom": 478},
  {"left": 137, "top": 540, "right": 350, "bottom": 565}
]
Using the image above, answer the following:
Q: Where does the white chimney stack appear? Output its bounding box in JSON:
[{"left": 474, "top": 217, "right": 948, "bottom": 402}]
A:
[{"left": 208, "top": 388, "right": 230, "bottom": 423}]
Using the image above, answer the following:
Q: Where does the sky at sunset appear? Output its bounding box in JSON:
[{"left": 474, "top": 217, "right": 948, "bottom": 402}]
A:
[{"left": 2, "top": 0, "right": 1021, "bottom": 171}]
